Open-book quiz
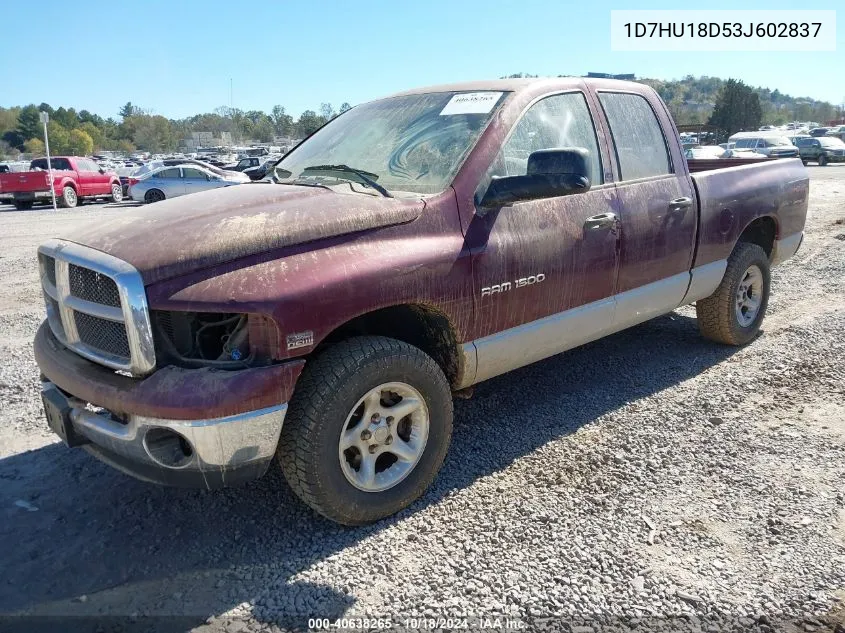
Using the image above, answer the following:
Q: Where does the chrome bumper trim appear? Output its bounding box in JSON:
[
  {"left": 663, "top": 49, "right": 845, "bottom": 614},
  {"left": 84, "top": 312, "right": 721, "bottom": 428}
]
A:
[
  {"left": 44, "top": 382, "right": 286, "bottom": 474},
  {"left": 771, "top": 231, "right": 804, "bottom": 266}
]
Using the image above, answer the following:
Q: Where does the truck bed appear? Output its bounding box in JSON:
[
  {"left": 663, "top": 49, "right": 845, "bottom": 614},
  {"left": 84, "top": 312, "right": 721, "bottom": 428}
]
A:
[{"left": 690, "top": 158, "right": 809, "bottom": 268}]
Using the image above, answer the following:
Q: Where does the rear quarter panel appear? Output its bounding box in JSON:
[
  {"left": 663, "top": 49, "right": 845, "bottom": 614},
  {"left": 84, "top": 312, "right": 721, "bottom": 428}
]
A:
[{"left": 691, "top": 158, "right": 808, "bottom": 267}]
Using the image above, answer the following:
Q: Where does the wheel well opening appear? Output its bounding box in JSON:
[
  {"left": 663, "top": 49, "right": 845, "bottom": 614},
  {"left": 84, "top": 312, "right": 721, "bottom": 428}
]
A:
[
  {"left": 316, "top": 305, "right": 462, "bottom": 388},
  {"left": 738, "top": 216, "right": 776, "bottom": 258}
]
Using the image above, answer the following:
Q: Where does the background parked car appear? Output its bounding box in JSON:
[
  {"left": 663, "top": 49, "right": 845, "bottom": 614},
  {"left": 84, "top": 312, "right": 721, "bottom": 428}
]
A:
[
  {"left": 810, "top": 127, "right": 831, "bottom": 137},
  {"left": 796, "top": 136, "right": 845, "bottom": 166},
  {"left": 224, "top": 157, "right": 263, "bottom": 172},
  {"left": 825, "top": 125, "right": 845, "bottom": 142},
  {"left": 243, "top": 157, "right": 282, "bottom": 181},
  {"left": 128, "top": 164, "right": 245, "bottom": 203},
  {"left": 729, "top": 134, "right": 799, "bottom": 158}
]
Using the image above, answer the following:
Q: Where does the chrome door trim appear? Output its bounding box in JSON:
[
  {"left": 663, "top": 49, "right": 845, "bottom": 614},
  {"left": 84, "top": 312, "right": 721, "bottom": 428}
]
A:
[
  {"left": 460, "top": 271, "right": 694, "bottom": 387},
  {"left": 681, "top": 259, "right": 728, "bottom": 305}
]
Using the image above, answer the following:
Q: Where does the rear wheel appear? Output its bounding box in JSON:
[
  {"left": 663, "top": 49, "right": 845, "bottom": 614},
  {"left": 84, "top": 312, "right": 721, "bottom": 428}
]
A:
[
  {"left": 278, "top": 336, "right": 453, "bottom": 525},
  {"left": 144, "top": 189, "right": 165, "bottom": 204},
  {"left": 110, "top": 183, "right": 123, "bottom": 203},
  {"left": 58, "top": 185, "right": 77, "bottom": 208},
  {"left": 13, "top": 200, "right": 33, "bottom": 210},
  {"left": 696, "top": 242, "right": 770, "bottom": 346},
  {"left": 818, "top": 154, "right": 828, "bottom": 166}
]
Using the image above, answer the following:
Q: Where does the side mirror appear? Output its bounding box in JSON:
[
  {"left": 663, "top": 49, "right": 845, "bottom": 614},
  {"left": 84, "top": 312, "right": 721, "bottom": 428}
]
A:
[
  {"left": 99, "top": 168, "right": 106, "bottom": 174},
  {"left": 479, "top": 147, "right": 591, "bottom": 209}
]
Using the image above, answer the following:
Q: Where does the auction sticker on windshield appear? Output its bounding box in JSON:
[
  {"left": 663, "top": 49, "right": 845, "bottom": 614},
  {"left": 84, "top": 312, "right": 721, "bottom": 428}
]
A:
[{"left": 440, "top": 92, "right": 503, "bottom": 115}]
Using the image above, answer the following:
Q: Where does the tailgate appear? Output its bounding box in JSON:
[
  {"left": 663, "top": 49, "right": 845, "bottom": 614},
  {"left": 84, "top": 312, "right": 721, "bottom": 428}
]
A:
[{"left": 0, "top": 171, "right": 51, "bottom": 193}]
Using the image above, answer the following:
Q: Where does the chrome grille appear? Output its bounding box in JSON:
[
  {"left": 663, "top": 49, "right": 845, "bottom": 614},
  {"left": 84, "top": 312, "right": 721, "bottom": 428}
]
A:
[
  {"left": 37, "top": 239, "right": 156, "bottom": 375},
  {"left": 74, "top": 312, "right": 131, "bottom": 358},
  {"left": 69, "top": 264, "right": 121, "bottom": 307}
]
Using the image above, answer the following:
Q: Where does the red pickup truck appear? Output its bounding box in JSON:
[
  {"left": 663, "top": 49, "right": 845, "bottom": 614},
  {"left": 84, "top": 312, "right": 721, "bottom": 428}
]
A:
[
  {"left": 33, "top": 78, "right": 808, "bottom": 525},
  {"left": 0, "top": 156, "right": 122, "bottom": 210}
]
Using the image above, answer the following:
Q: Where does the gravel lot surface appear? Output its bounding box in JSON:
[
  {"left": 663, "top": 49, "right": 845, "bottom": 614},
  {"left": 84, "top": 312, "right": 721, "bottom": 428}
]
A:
[{"left": 1, "top": 169, "right": 843, "bottom": 633}]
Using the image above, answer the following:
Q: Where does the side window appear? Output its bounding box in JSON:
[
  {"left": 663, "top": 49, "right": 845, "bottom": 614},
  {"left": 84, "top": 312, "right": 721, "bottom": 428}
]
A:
[
  {"left": 490, "top": 92, "right": 603, "bottom": 185},
  {"left": 156, "top": 168, "right": 180, "bottom": 179},
  {"left": 182, "top": 168, "right": 207, "bottom": 179},
  {"left": 598, "top": 92, "right": 671, "bottom": 180}
]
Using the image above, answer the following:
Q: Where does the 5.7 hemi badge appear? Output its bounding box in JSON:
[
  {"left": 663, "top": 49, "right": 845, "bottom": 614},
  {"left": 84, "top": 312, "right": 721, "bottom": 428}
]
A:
[{"left": 286, "top": 331, "right": 314, "bottom": 350}]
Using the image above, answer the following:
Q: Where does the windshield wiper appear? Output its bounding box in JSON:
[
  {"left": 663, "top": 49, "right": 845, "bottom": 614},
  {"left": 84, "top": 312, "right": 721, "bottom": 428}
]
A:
[{"left": 301, "top": 164, "right": 393, "bottom": 198}]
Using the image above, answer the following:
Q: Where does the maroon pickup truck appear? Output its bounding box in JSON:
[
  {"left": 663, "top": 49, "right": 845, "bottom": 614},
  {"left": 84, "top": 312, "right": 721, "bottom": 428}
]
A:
[
  {"left": 0, "top": 156, "right": 122, "bottom": 210},
  {"left": 34, "top": 79, "right": 807, "bottom": 525}
]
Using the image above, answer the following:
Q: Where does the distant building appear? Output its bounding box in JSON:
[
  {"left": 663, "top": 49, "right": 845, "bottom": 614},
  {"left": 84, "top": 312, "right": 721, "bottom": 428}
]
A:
[
  {"left": 586, "top": 72, "right": 636, "bottom": 80},
  {"left": 182, "top": 131, "right": 232, "bottom": 150}
]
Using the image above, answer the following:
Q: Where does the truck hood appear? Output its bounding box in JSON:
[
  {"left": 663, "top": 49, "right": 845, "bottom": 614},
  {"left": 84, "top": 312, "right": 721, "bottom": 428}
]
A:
[{"left": 61, "top": 183, "right": 424, "bottom": 285}]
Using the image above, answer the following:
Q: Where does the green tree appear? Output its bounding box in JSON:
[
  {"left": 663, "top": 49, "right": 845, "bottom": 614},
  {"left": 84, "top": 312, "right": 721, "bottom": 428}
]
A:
[
  {"left": 253, "top": 117, "right": 275, "bottom": 142},
  {"left": 24, "top": 137, "right": 45, "bottom": 155},
  {"left": 339, "top": 102, "right": 352, "bottom": 114},
  {"left": 17, "top": 104, "right": 42, "bottom": 141},
  {"left": 79, "top": 122, "right": 104, "bottom": 150},
  {"left": 119, "top": 102, "right": 140, "bottom": 119},
  {"left": 707, "top": 79, "right": 762, "bottom": 137},
  {"left": 320, "top": 103, "right": 336, "bottom": 120},
  {"left": 296, "top": 110, "right": 324, "bottom": 137},
  {"left": 68, "top": 129, "right": 94, "bottom": 155},
  {"left": 132, "top": 115, "right": 175, "bottom": 152},
  {"left": 271, "top": 105, "right": 293, "bottom": 137},
  {"left": 46, "top": 121, "right": 71, "bottom": 154}
]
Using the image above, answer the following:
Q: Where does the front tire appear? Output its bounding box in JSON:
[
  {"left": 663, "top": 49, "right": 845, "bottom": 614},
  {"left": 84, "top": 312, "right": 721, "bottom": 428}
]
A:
[
  {"left": 58, "top": 185, "right": 77, "bottom": 208},
  {"left": 696, "top": 242, "right": 771, "bottom": 346},
  {"left": 278, "top": 336, "right": 453, "bottom": 525}
]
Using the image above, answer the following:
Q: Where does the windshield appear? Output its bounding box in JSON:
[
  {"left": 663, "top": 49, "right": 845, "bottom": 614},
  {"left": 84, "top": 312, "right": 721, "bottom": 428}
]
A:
[
  {"left": 819, "top": 137, "right": 845, "bottom": 147},
  {"left": 273, "top": 91, "right": 506, "bottom": 195},
  {"left": 766, "top": 137, "right": 792, "bottom": 147}
]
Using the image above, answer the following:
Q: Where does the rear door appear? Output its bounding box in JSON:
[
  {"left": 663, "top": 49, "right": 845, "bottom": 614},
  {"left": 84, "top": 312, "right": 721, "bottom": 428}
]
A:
[
  {"left": 595, "top": 90, "right": 697, "bottom": 326},
  {"left": 154, "top": 167, "right": 185, "bottom": 198}
]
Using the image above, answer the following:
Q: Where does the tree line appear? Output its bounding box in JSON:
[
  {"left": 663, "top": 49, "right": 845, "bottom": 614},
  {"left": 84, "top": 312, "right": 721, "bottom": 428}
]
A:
[{"left": 0, "top": 101, "right": 352, "bottom": 157}]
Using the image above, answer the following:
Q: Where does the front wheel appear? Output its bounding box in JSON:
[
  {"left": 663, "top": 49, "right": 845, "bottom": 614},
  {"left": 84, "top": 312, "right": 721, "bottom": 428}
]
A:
[
  {"left": 110, "top": 183, "right": 123, "bottom": 203},
  {"left": 696, "top": 242, "right": 771, "bottom": 346},
  {"left": 278, "top": 336, "right": 453, "bottom": 525}
]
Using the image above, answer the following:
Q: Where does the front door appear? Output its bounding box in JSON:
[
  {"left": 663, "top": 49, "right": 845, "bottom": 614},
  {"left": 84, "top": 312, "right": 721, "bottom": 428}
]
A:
[{"left": 466, "top": 91, "right": 620, "bottom": 382}]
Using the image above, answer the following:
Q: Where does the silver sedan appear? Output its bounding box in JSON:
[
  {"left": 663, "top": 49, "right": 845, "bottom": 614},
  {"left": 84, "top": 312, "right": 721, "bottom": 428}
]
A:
[{"left": 128, "top": 164, "right": 244, "bottom": 203}]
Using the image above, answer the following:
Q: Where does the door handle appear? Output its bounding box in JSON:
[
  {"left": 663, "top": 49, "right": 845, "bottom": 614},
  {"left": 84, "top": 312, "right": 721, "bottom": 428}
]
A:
[
  {"left": 584, "top": 212, "right": 618, "bottom": 230},
  {"left": 668, "top": 196, "right": 693, "bottom": 213}
]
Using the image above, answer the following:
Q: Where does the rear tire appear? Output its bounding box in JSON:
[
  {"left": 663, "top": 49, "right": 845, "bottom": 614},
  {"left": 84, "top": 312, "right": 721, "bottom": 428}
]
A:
[
  {"left": 818, "top": 155, "right": 827, "bottom": 166},
  {"left": 278, "top": 336, "right": 453, "bottom": 525},
  {"left": 14, "top": 201, "right": 33, "bottom": 210},
  {"left": 144, "top": 189, "right": 165, "bottom": 204},
  {"left": 696, "top": 242, "right": 770, "bottom": 346},
  {"left": 58, "top": 185, "right": 77, "bottom": 208},
  {"left": 110, "top": 183, "right": 123, "bottom": 203}
]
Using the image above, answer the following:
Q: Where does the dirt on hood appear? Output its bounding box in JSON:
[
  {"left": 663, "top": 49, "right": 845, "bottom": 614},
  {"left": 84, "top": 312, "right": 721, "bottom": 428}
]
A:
[{"left": 61, "top": 183, "right": 424, "bottom": 284}]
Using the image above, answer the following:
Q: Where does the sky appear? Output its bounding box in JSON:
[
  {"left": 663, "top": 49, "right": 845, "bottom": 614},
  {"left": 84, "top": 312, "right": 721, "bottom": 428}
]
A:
[{"left": 0, "top": 0, "right": 841, "bottom": 120}]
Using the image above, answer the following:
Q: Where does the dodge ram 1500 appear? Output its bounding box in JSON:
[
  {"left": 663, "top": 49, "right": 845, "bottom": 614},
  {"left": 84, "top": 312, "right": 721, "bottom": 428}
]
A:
[{"left": 34, "top": 78, "right": 807, "bottom": 524}]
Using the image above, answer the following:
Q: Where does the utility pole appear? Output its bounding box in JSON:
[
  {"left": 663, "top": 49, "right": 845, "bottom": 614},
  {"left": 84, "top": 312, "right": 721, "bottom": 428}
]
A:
[{"left": 39, "top": 111, "right": 57, "bottom": 211}]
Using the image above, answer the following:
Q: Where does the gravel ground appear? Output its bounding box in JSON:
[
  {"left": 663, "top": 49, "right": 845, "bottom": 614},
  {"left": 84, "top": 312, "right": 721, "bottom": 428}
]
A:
[{"left": 0, "top": 169, "right": 843, "bottom": 633}]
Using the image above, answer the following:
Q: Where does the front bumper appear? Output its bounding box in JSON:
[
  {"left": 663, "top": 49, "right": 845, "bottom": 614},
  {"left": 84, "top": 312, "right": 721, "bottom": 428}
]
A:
[
  {"left": 43, "top": 381, "right": 287, "bottom": 488},
  {"left": 34, "top": 321, "right": 305, "bottom": 488}
]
